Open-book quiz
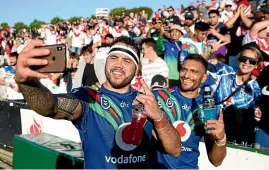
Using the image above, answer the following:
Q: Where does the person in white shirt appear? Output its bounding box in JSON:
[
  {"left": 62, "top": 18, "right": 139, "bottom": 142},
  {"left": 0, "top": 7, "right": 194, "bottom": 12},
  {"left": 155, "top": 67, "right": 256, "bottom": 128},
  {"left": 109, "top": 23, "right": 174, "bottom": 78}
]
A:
[
  {"left": 1, "top": 38, "right": 6, "bottom": 55},
  {"left": 44, "top": 25, "right": 57, "bottom": 45},
  {"left": 219, "top": 1, "right": 234, "bottom": 24},
  {"left": 119, "top": 26, "right": 130, "bottom": 37},
  {"left": 91, "top": 24, "right": 102, "bottom": 46},
  {"left": 84, "top": 29, "right": 92, "bottom": 45},
  {"left": 57, "top": 32, "right": 66, "bottom": 44},
  {"left": 141, "top": 38, "right": 169, "bottom": 87},
  {"left": 17, "top": 33, "right": 31, "bottom": 54},
  {"left": 68, "top": 22, "right": 85, "bottom": 55},
  {"left": 242, "top": 19, "right": 269, "bottom": 55}
]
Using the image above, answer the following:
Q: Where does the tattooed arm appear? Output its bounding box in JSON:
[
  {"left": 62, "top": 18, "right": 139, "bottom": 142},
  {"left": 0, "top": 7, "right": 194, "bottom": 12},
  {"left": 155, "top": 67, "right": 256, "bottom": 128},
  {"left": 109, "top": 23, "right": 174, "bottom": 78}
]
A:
[
  {"left": 14, "top": 40, "right": 82, "bottom": 121},
  {"left": 17, "top": 78, "right": 82, "bottom": 120}
]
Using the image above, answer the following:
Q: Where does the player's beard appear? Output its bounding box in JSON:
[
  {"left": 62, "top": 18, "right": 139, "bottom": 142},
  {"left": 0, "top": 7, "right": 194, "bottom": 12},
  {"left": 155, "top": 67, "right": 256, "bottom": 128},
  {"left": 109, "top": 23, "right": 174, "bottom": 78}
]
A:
[{"left": 105, "top": 66, "right": 135, "bottom": 89}]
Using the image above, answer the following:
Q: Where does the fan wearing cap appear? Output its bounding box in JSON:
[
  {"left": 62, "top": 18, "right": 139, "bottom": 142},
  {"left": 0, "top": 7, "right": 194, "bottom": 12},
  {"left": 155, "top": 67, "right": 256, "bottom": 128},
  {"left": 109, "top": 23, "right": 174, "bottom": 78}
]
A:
[
  {"left": 14, "top": 36, "right": 181, "bottom": 168},
  {"left": 150, "top": 74, "right": 168, "bottom": 90},
  {"left": 182, "top": 11, "right": 195, "bottom": 38},
  {"left": 158, "top": 24, "right": 183, "bottom": 87}
]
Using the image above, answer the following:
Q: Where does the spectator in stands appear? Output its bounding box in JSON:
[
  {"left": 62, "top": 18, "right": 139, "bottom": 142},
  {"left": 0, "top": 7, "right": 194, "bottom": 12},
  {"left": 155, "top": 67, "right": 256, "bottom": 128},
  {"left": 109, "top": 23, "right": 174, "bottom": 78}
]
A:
[
  {"left": 207, "top": 10, "right": 231, "bottom": 62},
  {"left": 208, "top": 45, "right": 262, "bottom": 143},
  {"left": 0, "top": 52, "right": 23, "bottom": 100},
  {"left": 158, "top": 24, "right": 183, "bottom": 87},
  {"left": 208, "top": 0, "right": 220, "bottom": 11},
  {"left": 150, "top": 74, "right": 168, "bottom": 90},
  {"left": 146, "top": 18, "right": 162, "bottom": 40},
  {"left": 209, "top": 45, "right": 262, "bottom": 109},
  {"left": 57, "top": 33, "right": 66, "bottom": 45},
  {"left": 44, "top": 25, "right": 57, "bottom": 45},
  {"left": 141, "top": 38, "right": 169, "bottom": 87},
  {"left": 225, "top": 4, "right": 253, "bottom": 68},
  {"left": 261, "top": 5, "right": 269, "bottom": 20},
  {"left": 167, "top": 6, "right": 181, "bottom": 26},
  {"left": 219, "top": 1, "right": 234, "bottom": 24},
  {"left": 197, "top": 0, "right": 209, "bottom": 19},
  {"left": 90, "top": 23, "right": 102, "bottom": 47},
  {"left": 243, "top": 19, "right": 269, "bottom": 56},
  {"left": 196, "top": 11, "right": 208, "bottom": 23},
  {"left": 104, "top": 33, "right": 114, "bottom": 46},
  {"left": 100, "top": 19, "right": 110, "bottom": 44},
  {"left": 180, "top": 22, "right": 211, "bottom": 64},
  {"left": 62, "top": 52, "right": 80, "bottom": 92},
  {"left": 119, "top": 26, "right": 130, "bottom": 37},
  {"left": 68, "top": 22, "right": 85, "bottom": 55},
  {"left": 182, "top": 11, "right": 195, "bottom": 38}
]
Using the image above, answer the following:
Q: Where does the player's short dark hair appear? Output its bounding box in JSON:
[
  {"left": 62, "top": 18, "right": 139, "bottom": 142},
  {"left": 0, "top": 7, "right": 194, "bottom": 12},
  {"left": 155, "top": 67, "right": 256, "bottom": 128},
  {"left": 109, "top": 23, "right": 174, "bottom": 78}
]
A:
[
  {"left": 80, "top": 44, "right": 93, "bottom": 56},
  {"left": 195, "top": 22, "right": 210, "bottom": 31},
  {"left": 10, "top": 52, "right": 19, "bottom": 58},
  {"left": 183, "top": 54, "right": 208, "bottom": 73},
  {"left": 208, "top": 10, "right": 220, "bottom": 16},
  {"left": 69, "top": 52, "right": 79, "bottom": 60}
]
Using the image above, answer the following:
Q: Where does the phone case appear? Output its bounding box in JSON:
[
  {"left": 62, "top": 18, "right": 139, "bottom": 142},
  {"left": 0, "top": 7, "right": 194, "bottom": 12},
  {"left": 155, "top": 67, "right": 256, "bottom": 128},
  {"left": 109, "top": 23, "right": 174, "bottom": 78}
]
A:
[{"left": 32, "top": 44, "right": 66, "bottom": 73}]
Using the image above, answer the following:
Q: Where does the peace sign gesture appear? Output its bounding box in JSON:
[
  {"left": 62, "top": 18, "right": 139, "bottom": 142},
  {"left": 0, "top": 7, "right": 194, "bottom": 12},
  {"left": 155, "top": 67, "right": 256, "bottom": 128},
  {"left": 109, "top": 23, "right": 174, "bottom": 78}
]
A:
[
  {"left": 210, "top": 39, "right": 228, "bottom": 54},
  {"left": 133, "top": 79, "right": 163, "bottom": 121}
]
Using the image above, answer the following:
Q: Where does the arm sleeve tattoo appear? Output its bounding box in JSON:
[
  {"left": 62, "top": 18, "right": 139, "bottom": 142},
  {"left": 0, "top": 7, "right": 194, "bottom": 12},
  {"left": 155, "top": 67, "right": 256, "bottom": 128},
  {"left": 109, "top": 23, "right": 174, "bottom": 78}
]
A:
[{"left": 18, "top": 78, "right": 80, "bottom": 120}]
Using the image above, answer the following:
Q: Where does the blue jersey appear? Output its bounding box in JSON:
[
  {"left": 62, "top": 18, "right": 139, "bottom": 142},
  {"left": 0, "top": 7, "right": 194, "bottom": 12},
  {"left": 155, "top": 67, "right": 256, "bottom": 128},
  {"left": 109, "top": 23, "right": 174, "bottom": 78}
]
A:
[
  {"left": 207, "top": 62, "right": 261, "bottom": 109},
  {"left": 163, "top": 40, "right": 182, "bottom": 80},
  {"left": 71, "top": 86, "right": 153, "bottom": 169},
  {"left": 151, "top": 87, "right": 207, "bottom": 169}
]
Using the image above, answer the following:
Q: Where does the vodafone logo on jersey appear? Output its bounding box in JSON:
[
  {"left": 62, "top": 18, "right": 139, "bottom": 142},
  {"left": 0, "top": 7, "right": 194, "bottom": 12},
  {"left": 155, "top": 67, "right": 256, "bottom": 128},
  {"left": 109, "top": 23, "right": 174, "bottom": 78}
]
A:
[
  {"left": 115, "top": 123, "right": 137, "bottom": 151},
  {"left": 173, "top": 121, "right": 191, "bottom": 142}
]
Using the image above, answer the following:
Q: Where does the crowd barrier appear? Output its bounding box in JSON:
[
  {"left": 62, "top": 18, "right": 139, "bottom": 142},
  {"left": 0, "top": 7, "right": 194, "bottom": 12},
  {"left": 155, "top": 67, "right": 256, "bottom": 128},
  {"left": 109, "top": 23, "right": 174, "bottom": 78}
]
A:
[{"left": 0, "top": 100, "right": 269, "bottom": 169}]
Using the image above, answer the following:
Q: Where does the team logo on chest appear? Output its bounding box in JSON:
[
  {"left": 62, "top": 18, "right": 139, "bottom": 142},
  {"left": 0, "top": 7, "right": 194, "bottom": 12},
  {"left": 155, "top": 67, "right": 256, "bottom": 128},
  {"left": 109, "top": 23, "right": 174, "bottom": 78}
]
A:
[
  {"left": 166, "top": 98, "right": 174, "bottom": 108},
  {"left": 101, "top": 97, "right": 110, "bottom": 109}
]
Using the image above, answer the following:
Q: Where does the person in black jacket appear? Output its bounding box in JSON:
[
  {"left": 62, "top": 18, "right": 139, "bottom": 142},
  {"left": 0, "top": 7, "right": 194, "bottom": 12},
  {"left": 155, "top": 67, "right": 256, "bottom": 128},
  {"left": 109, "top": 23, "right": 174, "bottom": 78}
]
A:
[
  {"left": 256, "top": 65, "right": 269, "bottom": 149},
  {"left": 167, "top": 6, "right": 181, "bottom": 26}
]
